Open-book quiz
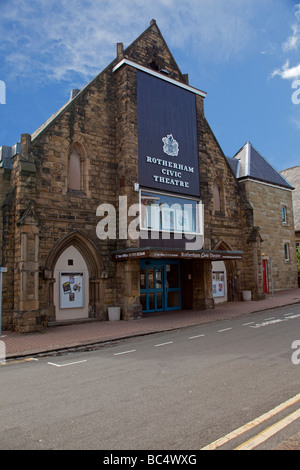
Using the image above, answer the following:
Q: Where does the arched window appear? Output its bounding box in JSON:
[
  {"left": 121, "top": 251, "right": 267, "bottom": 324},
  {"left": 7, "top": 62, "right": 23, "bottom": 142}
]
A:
[
  {"left": 68, "top": 143, "right": 86, "bottom": 192},
  {"left": 213, "top": 178, "right": 225, "bottom": 214},
  {"left": 68, "top": 146, "right": 81, "bottom": 190},
  {"left": 213, "top": 181, "right": 221, "bottom": 212}
]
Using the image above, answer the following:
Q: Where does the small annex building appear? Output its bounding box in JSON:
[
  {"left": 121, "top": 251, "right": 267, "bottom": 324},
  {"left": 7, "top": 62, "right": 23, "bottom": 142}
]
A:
[
  {"left": 0, "top": 21, "right": 297, "bottom": 332},
  {"left": 281, "top": 166, "right": 300, "bottom": 248},
  {"left": 228, "top": 142, "right": 298, "bottom": 294},
  {"left": 281, "top": 165, "right": 300, "bottom": 285}
]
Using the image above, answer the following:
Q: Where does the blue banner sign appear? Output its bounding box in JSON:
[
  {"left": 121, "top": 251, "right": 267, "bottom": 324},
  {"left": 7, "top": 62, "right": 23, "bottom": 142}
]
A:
[{"left": 137, "top": 71, "right": 200, "bottom": 197}]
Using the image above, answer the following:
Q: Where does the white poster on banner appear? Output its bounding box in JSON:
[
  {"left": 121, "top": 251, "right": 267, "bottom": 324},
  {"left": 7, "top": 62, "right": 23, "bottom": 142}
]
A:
[{"left": 60, "top": 272, "right": 84, "bottom": 309}]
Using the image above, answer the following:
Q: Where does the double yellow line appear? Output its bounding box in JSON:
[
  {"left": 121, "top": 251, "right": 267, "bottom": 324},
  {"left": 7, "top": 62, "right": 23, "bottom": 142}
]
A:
[
  {"left": 0, "top": 357, "right": 37, "bottom": 366},
  {"left": 201, "top": 392, "right": 300, "bottom": 450}
]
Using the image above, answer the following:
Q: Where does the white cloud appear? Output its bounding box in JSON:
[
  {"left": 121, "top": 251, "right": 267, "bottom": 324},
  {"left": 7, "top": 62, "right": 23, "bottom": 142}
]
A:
[
  {"left": 271, "top": 60, "right": 300, "bottom": 80},
  {"left": 271, "top": 4, "right": 300, "bottom": 80},
  {"left": 282, "top": 4, "right": 300, "bottom": 52},
  {"left": 283, "top": 23, "right": 300, "bottom": 52},
  {"left": 0, "top": 0, "right": 277, "bottom": 86}
]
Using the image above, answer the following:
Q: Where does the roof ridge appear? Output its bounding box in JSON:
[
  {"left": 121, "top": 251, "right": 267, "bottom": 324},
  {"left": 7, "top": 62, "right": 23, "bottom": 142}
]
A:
[{"left": 31, "top": 20, "right": 186, "bottom": 143}]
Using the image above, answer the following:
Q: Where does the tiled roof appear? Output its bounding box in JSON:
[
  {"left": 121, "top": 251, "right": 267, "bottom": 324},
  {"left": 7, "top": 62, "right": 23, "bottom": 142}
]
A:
[
  {"left": 229, "top": 142, "right": 293, "bottom": 190},
  {"left": 226, "top": 156, "right": 239, "bottom": 176},
  {"left": 0, "top": 143, "right": 21, "bottom": 169}
]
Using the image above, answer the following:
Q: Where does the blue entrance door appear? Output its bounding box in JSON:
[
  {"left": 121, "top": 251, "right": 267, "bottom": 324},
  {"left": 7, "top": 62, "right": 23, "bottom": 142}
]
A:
[{"left": 140, "top": 260, "right": 181, "bottom": 313}]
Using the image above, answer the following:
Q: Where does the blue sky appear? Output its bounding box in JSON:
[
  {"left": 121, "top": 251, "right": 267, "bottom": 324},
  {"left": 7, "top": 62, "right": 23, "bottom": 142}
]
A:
[{"left": 1, "top": 0, "right": 300, "bottom": 171}]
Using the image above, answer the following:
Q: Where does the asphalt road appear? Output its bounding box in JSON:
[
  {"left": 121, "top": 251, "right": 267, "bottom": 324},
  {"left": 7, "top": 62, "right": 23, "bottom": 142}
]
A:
[{"left": 1, "top": 304, "right": 300, "bottom": 451}]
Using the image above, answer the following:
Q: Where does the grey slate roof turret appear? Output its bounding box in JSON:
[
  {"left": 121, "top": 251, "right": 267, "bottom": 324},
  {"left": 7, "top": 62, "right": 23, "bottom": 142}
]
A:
[{"left": 227, "top": 141, "right": 293, "bottom": 190}]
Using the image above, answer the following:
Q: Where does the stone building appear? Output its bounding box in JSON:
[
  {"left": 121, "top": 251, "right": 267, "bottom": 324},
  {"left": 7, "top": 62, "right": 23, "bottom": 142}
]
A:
[
  {"left": 228, "top": 142, "right": 298, "bottom": 294},
  {"left": 281, "top": 166, "right": 300, "bottom": 247},
  {"left": 281, "top": 165, "right": 300, "bottom": 284},
  {"left": 0, "top": 20, "right": 289, "bottom": 333}
]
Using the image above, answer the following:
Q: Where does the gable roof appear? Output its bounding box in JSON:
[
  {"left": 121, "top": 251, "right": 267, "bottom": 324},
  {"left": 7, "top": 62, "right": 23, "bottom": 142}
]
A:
[
  {"left": 31, "top": 20, "right": 203, "bottom": 142},
  {"left": 228, "top": 141, "right": 293, "bottom": 190},
  {"left": 1, "top": 20, "right": 207, "bottom": 167},
  {"left": 226, "top": 156, "right": 239, "bottom": 176}
]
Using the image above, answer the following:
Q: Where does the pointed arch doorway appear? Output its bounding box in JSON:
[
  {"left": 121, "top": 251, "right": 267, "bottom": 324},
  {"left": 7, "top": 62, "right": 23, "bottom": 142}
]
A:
[
  {"left": 212, "top": 241, "right": 240, "bottom": 302},
  {"left": 54, "top": 245, "right": 89, "bottom": 320},
  {"left": 45, "top": 231, "right": 101, "bottom": 322}
]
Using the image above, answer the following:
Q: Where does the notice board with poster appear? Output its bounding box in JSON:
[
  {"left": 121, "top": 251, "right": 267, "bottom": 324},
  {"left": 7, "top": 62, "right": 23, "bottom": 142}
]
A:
[
  {"left": 60, "top": 272, "right": 84, "bottom": 309},
  {"left": 212, "top": 271, "right": 225, "bottom": 298}
]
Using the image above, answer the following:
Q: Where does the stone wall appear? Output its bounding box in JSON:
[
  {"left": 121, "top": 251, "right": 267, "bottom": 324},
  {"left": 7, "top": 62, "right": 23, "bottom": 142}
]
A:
[
  {"left": 240, "top": 180, "right": 298, "bottom": 291},
  {"left": 0, "top": 20, "right": 265, "bottom": 331},
  {"left": 281, "top": 166, "right": 300, "bottom": 233},
  {"left": 195, "top": 98, "right": 261, "bottom": 298},
  {"left": 0, "top": 167, "right": 11, "bottom": 265}
]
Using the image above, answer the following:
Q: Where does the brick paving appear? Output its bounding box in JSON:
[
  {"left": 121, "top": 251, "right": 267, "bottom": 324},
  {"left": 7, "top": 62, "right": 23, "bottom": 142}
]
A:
[{"left": 2, "top": 288, "right": 300, "bottom": 359}]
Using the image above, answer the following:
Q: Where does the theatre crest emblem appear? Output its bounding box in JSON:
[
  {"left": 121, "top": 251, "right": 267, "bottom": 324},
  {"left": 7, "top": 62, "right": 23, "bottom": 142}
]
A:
[{"left": 162, "top": 134, "right": 179, "bottom": 157}]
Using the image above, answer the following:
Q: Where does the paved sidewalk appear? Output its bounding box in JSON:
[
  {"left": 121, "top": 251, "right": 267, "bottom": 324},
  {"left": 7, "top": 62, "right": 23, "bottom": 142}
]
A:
[{"left": 2, "top": 288, "right": 300, "bottom": 359}]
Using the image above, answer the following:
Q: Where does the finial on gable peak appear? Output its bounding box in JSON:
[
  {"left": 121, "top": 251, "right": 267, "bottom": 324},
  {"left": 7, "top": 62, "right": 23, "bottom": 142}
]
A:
[{"left": 150, "top": 19, "right": 157, "bottom": 26}]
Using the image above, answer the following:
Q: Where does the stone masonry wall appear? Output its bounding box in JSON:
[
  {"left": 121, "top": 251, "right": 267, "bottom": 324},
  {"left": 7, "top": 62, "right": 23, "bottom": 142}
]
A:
[
  {"left": 240, "top": 180, "right": 298, "bottom": 291},
  {"left": 0, "top": 167, "right": 11, "bottom": 265},
  {"left": 195, "top": 99, "right": 261, "bottom": 298},
  {"left": 0, "top": 20, "right": 264, "bottom": 330}
]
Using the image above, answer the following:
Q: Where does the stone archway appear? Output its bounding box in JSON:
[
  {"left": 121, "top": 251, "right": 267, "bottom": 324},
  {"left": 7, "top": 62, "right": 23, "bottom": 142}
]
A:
[
  {"left": 54, "top": 245, "right": 89, "bottom": 320},
  {"left": 213, "top": 240, "right": 240, "bottom": 302},
  {"left": 44, "top": 231, "right": 101, "bottom": 321}
]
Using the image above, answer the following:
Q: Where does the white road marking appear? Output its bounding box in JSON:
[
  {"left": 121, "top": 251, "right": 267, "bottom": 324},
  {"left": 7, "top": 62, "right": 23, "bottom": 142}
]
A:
[
  {"left": 113, "top": 350, "right": 136, "bottom": 356},
  {"left": 155, "top": 341, "right": 174, "bottom": 347},
  {"left": 246, "top": 313, "right": 300, "bottom": 330},
  {"left": 249, "top": 318, "right": 286, "bottom": 328},
  {"left": 283, "top": 313, "right": 300, "bottom": 320},
  {"left": 235, "top": 407, "right": 300, "bottom": 450},
  {"left": 47, "top": 360, "right": 87, "bottom": 367},
  {"left": 243, "top": 321, "right": 255, "bottom": 326},
  {"left": 201, "top": 392, "right": 300, "bottom": 450},
  {"left": 189, "top": 334, "right": 205, "bottom": 339},
  {"left": 218, "top": 328, "right": 232, "bottom": 333}
]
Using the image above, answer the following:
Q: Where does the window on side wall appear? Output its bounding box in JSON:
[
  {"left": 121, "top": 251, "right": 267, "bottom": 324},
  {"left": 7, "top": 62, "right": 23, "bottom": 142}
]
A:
[
  {"left": 284, "top": 242, "right": 290, "bottom": 262},
  {"left": 282, "top": 205, "right": 287, "bottom": 224}
]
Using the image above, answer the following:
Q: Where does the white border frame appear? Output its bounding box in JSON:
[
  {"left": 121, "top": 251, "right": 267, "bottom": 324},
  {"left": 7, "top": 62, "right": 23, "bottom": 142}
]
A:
[
  {"left": 139, "top": 188, "right": 204, "bottom": 236},
  {"left": 113, "top": 58, "right": 207, "bottom": 98}
]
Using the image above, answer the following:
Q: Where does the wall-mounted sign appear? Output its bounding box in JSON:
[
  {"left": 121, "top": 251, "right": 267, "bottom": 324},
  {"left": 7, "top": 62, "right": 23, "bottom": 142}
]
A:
[
  {"left": 60, "top": 272, "right": 84, "bottom": 309},
  {"left": 137, "top": 71, "right": 200, "bottom": 197},
  {"left": 113, "top": 249, "right": 243, "bottom": 261}
]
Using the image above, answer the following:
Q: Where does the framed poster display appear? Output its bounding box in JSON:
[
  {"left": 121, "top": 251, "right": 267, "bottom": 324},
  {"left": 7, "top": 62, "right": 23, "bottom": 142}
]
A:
[
  {"left": 60, "top": 272, "right": 84, "bottom": 309},
  {"left": 212, "top": 271, "right": 225, "bottom": 298}
]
